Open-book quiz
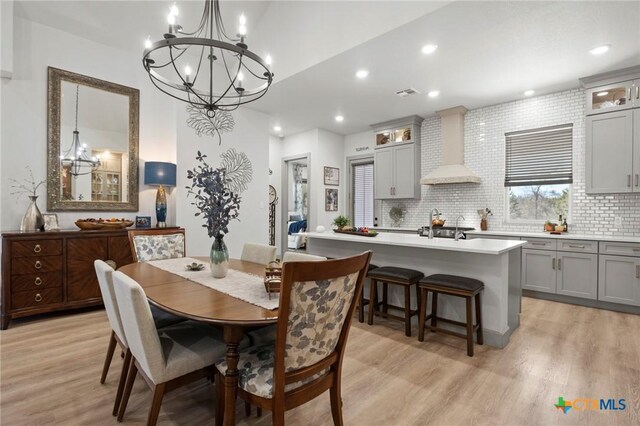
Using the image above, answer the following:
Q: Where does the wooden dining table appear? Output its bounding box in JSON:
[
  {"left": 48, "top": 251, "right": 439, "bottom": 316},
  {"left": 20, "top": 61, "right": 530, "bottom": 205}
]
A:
[{"left": 117, "top": 257, "right": 278, "bottom": 426}]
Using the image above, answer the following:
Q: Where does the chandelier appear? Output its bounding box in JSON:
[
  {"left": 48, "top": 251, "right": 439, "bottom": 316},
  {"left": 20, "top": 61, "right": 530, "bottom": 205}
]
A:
[
  {"left": 142, "top": 0, "right": 274, "bottom": 117},
  {"left": 60, "top": 85, "right": 101, "bottom": 177}
]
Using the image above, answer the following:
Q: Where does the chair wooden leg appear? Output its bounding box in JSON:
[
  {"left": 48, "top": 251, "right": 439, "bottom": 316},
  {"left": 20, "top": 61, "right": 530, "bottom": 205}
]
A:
[
  {"left": 382, "top": 283, "right": 388, "bottom": 314},
  {"left": 100, "top": 331, "right": 117, "bottom": 384},
  {"left": 358, "top": 283, "right": 365, "bottom": 323},
  {"left": 475, "top": 292, "right": 483, "bottom": 345},
  {"left": 147, "top": 383, "right": 166, "bottom": 426},
  {"left": 272, "top": 406, "right": 285, "bottom": 426},
  {"left": 466, "top": 296, "right": 474, "bottom": 357},
  {"left": 257, "top": 407, "right": 262, "bottom": 417},
  {"left": 430, "top": 292, "right": 438, "bottom": 329},
  {"left": 367, "top": 280, "right": 377, "bottom": 325},
  {"left": 117, "top": 359, "right": 138, "bottom": 422},
  {"left": 112, "top": 348, "right": 132, "bottom": 416},
  {"left": 404, "top": 285, "right": 411, "bottom": 337},
  {"left": 418, "top": 288, "right": 427, "bottom": 342},
  {"left": 244, "top": 401, "right": 251, "bottom": 417},
  {"left": 329, "top": 378, "right": 344, "bottom": 426},
  {"left": 415, "top": 283, "right": 421, "bottom": 317},
  {"left": 215, "top": 371, "right": 225, "bottom": 426}
]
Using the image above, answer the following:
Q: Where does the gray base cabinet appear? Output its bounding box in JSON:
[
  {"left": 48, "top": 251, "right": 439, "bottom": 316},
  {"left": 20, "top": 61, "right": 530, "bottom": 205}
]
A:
[
  {"left": 522, "top": 249, "right": 557, "bottom": 294},
  {"left": 598, "top": 255, "right": 640, "bottom": 306},
  {"left": 557, "top": 252, "right": 598, "bottom": 300}
]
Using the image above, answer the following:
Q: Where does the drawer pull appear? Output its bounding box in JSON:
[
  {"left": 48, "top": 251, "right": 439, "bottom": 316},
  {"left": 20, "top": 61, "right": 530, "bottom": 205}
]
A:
[
  {"left": 34, "top": 260, "right": 42, "bottom": 269},
  {"left": 34, "top": 244, "right": 42, "bottom": 253},
  {"left": 34, "top": 277, "right": 43, "bottom": 286},
  {"left": 633, "top": 248, "right": 640, "bottom": 252},
  {"left": 531, "top": 242, "right": 546, "bottom": 246},
  {"left": 568, "top": 244, "right": 585, "bottom": 249},
  {"left": 35, "top": 294, "right": 42, "bottom": 302}
]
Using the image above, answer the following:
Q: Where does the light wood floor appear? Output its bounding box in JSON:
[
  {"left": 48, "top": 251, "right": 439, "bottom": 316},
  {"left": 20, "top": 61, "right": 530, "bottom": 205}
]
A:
[{"left": 1, "top": 297, "right": 638, "bottom": 425}]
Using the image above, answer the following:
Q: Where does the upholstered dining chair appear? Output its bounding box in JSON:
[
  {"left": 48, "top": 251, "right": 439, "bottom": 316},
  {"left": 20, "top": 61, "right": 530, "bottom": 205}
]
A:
[
  {"left": 112, "top": 271, "right": 236, "bottom": 425},
  {"left": 215, "top": 251, "right": 372, "bottom": 426},
  {"left": 281, "top": 252, "right": 327, "bottom": 262},
  {"left": 241, "top": 242, "right": 277, "bottom": 265},
  {"left": 128, "top": 228, "right": 186, "bottom": 263}
]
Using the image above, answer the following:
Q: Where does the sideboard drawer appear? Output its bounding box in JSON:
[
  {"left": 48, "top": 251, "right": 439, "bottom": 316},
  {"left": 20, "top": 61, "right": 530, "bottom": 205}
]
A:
[
  {"left": 11, "top": 256, "right": 63, "bottom": 274},
  {"left": 557, "top": 240, "right": 598, "bottom": 253},
  {"left": 599, "top": 241, "right": 640, "bottom": 257},
  {"left": 12, "top": 288, "right": 63, "bottom": 310},
  {"left": 11, "top": 239, "right": 62, "bottom": 257},
  {"left": 11, "top": 272, "right": 63, "bottom": 292}
]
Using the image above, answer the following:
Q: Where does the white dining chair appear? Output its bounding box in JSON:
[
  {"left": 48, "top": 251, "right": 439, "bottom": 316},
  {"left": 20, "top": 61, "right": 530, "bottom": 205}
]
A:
[
  {"left": 241, "top": 243, "right": 277, "bottom": 265},
  {"left": 112, "top": 270, "right": 233, "bottom": 425},
  {"left": 282, "top": 252, "right": 327, "bottom": 262}
]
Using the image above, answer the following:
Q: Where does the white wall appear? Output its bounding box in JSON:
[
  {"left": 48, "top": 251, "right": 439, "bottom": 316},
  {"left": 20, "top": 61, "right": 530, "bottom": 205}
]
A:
[
  {"left": 344, "top": 130, "right": 375, "bottom": 158},
  {"left": 176, "top": 106, "right": 270, "bottom": 259},
  {"left": 0, "top": 17, "right": 176, "bottom": 230},
  {"left": 0, "top": 0, "right": 13, "bottom": 79}
]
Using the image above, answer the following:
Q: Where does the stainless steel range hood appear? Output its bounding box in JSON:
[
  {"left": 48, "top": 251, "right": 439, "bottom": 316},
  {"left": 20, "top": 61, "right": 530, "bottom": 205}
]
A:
[{"left": 420, "top": 105, "right": 481, "bottom": 185}]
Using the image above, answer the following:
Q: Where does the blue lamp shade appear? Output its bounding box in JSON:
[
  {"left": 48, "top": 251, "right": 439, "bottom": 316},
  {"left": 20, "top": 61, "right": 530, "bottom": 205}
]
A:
[{"left": 144, "top": 162, "right": 177, "bottom": 187}]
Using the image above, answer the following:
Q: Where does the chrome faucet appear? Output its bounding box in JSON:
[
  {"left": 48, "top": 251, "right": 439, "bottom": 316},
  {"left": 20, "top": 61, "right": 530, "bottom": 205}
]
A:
[
  {"left": 427, "top": 208, "right": 440, "bottom": 239},
  {"left": 455, "top": 215, "right": 466, "bottom": 241}
]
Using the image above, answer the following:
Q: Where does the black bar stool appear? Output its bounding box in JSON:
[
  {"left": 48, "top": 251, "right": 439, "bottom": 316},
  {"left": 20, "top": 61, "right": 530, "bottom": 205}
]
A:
[
  {"left": 358, "top": 264, "right": 378, "bottom": 323},
  {"left": 367, "top": 267, "right": 424, "bottom": 336},
  {"left": 418, "top": 274, "right": 484, "bottom": 357}
]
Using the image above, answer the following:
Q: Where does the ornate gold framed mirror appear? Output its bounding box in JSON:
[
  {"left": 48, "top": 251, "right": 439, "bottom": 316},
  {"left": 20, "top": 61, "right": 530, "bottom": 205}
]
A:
[{"left": 47, "top": 67, "right": 139, "bottom": 211}]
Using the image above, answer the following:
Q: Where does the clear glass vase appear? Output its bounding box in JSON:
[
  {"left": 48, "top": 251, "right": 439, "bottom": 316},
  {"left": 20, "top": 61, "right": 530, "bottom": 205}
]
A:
[
  {"left": 210, "top": 234, "right": 229, "bottom": 278},
  {"left": 20, "top": 195, "right": 44, "bottom": 232}
]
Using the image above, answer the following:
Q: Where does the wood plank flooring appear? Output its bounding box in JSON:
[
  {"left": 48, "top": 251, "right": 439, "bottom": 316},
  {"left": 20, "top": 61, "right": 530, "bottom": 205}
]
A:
[{"left": 1, "top": 297, "right": 638, "bottom": 425}]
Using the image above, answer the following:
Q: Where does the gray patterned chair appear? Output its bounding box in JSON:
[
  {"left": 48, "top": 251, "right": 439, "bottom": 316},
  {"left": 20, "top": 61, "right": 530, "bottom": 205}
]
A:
[
  {"left": 214, "top": 251, "right": 372, "bottom": 426},
  {"left": 128, "top": 228, "right": 186, "bottom": 263}
]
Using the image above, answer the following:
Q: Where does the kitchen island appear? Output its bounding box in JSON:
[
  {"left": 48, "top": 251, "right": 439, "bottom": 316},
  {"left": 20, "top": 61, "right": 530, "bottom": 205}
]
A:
[{"left": 301, "top": 231, "right": 526, "bottom": 348}]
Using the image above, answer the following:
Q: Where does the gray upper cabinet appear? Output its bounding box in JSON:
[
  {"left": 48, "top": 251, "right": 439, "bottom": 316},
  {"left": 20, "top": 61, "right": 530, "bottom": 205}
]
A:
[
  {"left": 582, "top": 67, "right": 640, "bottom": 194},
  {"left": 598, "top": 255, "right": 640, "bottom": 306},
  {"left": 586, "top": 110, "right": 635, "bottom": 193},
  {"left": 556, "top": 252, "right": 598, "bottom": 300},
  {"left": 371, "top": 115, "right": 422, "bottom": 200}
]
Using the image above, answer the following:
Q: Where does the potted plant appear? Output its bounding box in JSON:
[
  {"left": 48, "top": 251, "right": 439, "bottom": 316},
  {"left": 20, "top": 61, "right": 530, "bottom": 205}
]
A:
[
  {"left": 544, "top": 220, "right": 556, "bottom": 232},
  {"left": 332, "top": 215, "right": 350, "bottom": 230}
]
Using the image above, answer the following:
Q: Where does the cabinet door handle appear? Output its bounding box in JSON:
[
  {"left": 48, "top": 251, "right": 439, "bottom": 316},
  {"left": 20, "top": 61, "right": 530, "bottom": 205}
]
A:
[
  {"left": 33, "top": 244, "right": 42, "bottom": 253},
  {"left": 636, "top": 265, "right": 639, "bottom": 279},
  {"left": 635, "top": 174, "right": 639, "bottom": 187},
  {"left": 636, "top": 86, "right": 639, "bottom": 100},
  {"left": 34, "top": 260, "right": 42, "bottom": 269},
  {"left": 552, "top": 258, "right": 556, "bottom": 270},
  {"left": 627, "top": 87, "right": 632, "bottom": 100},
  {"left": 35, "top": 294, "right": 42, "bottom": 302},
  {"left": 557, "top": 258, "right": 562, "bottom": 271},
  {"left": 568, "top": 244, "right": 585, "bottom": 249},
  {"left": 34, "top": 277, "right": 42, "bottom": 286},
  {"left": 628, "top": 174, "right": 632, "bottom": 187}
]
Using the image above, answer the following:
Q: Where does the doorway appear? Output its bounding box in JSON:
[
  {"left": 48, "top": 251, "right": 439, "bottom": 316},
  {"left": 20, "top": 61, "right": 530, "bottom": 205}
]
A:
[{"left": 281, "top": 154, "right": 311, "bottom": 256}]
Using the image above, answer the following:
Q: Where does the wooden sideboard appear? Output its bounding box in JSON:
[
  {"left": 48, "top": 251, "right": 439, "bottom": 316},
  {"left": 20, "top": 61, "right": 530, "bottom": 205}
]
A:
[{"left": 1, "top": 229, "right": 135, "bottom": 330}]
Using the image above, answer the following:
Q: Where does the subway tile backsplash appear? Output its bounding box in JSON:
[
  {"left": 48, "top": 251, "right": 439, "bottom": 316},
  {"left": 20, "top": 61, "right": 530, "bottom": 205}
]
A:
[{"left": 381, "top": 88, "right": 640, "bottom": 237}]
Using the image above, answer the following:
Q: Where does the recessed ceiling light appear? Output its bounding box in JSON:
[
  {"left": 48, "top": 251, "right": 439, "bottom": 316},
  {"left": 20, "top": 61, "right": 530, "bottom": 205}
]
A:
[
  {"left": 589, "top": 44, "right": 611, "bottom": 55},
  {"left": 427, "top": 90, "right": 440, "bottom": 98},
  {"left": 596, "top": 91, "right": 609, "bottom": 97},
  {"left": 273, "top": 125, "right": 282, "bottom": 132},
  {"left": 355, "top": 69, "right": 369, "bottom": 79},
  {"left": 421, "top": 44, "right": 438, "bottom": 55},
  {"left": 524, "top": 90, "right": 535, "bottom": 96},
  {"left": 335, "top": 115, "right": 344, "bottom": 122}
]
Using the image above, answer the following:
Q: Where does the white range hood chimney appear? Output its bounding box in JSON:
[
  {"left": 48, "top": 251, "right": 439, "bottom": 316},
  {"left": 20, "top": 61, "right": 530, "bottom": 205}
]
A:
[{"left": 420, "top": 105, "right": 481, "bottom": 185}]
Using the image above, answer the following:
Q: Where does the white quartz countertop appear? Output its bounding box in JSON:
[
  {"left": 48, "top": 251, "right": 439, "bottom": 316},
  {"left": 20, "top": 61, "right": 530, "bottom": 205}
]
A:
[
  {"left": 301, "top": 232, "right": 526, "bottom": 255},
  {"left": 466, "top": 230, "right": 640, "bottom": 243}
]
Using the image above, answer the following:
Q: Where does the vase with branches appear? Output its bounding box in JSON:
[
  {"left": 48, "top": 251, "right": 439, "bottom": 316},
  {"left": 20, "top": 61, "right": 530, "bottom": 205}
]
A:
[{"left": 9, "top": 166, "right": 46, "bottom": 231}]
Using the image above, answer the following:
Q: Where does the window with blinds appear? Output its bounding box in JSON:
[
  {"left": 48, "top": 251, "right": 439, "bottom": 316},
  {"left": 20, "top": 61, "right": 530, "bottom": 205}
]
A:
[
  {"left": 352, "top": 162, "right": 374, "bottom": 228},
  {"left": 505, "top": 124, "right": 573, "bottom": 186}
]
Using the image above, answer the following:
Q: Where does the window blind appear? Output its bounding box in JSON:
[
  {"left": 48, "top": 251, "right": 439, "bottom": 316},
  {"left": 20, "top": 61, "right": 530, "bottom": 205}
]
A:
[
  {"left": 352, "top": 163, "right": 374, "bottom": 228},
  {"left": 505, "top": 124, "right": 573, "bottom": 186}
]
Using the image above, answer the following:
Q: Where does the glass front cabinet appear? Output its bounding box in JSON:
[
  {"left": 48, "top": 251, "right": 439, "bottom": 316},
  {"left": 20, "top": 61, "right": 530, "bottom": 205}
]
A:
[{"left": 582, "top": 67, "right": 640, "bottom": 116}]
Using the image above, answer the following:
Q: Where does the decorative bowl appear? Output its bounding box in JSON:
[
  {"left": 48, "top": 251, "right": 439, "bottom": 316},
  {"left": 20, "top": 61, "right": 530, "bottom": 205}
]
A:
[{"left": 75, "top": 219, "right": 134, "bottom": 230}]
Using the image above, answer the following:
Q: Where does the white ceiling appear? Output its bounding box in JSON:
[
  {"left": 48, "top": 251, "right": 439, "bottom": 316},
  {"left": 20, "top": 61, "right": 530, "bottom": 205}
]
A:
[{"left": 14, "top": 1, "right": 640, "bottom": 138}]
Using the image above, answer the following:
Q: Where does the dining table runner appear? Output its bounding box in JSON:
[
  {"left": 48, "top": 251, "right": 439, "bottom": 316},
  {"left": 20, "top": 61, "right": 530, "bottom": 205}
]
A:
[{"left": 147, "top": 257, "right": 279, "bottom": 310}]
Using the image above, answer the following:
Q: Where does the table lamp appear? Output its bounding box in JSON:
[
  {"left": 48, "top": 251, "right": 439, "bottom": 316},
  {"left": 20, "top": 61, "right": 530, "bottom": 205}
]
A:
[{"left": 144, "top": 161, "right": 177, "bottom": 228}]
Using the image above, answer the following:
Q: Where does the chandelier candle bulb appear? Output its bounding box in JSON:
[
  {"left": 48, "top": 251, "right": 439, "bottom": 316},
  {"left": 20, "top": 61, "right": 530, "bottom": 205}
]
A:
[{"left": 144, "top": 37, "right": 152, "bottom": 49}]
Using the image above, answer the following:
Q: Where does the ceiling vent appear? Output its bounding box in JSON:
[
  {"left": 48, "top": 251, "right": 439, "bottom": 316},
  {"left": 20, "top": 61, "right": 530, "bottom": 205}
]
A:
[{"left": 395, "top": 88, "right": 421, "bottom": 97}]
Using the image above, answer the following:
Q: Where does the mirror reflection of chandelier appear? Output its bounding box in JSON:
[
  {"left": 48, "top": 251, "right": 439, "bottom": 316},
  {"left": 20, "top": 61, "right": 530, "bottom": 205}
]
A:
[
  {"left": 60, "top": 85, "right": 101, "bottom": 177},
  {"left": 142, "top": 0, "right": 274, "bottom": 117}
]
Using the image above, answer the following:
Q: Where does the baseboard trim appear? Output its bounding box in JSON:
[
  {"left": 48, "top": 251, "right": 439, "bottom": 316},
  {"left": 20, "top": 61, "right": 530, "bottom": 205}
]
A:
[{"left": 522, "top": 291, "right": 640, "bottom": 315}]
